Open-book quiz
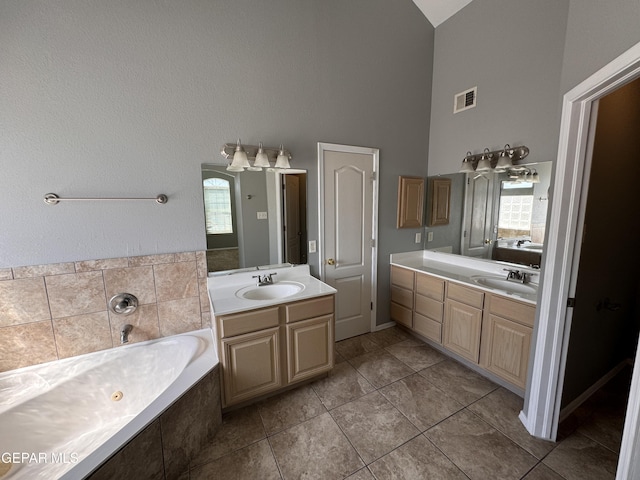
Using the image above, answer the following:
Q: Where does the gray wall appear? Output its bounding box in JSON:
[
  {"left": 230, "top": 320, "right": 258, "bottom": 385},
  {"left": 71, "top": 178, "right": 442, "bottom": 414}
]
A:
[
  {"left": 560, "top": 0, "right": 640, "bottom": 94},
  {"left": 1, "top": 0, "right": 434, "bottom": 326},
  {"left": 427, "top": 0, "right": 569, "bottom": 176}
]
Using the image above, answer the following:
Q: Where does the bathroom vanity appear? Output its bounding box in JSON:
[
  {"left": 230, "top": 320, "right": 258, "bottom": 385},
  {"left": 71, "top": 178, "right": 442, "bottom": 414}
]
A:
[
  {"left": 207, "top": 265, "right": 336, "bottom": 408},
  {"left": 390, "top": 251, "right": 537, "bottom": 392}
]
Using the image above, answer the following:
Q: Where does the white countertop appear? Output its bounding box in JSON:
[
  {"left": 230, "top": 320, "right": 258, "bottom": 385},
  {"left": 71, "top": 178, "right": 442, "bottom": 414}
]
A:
[
  {"left": 207, "top": 264, "right": 337, "bottom": 316},
  {"left": 390, "top": 250, "right": 539, "bottom": 304}
]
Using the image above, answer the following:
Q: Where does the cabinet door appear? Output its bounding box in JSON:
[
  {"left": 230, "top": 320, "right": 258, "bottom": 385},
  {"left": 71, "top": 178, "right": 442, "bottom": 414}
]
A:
[
  {"left": 222, "top": 326, "right": 281, "bottom": 406},
  {"left": 443, "top": 299, "right": 482, "bottom": 363},
  {"left": 287, "top": 315, "right": 334, "bottom": 384},
  {"left": 390, "top": 301, "right": 413, "bottom": 328},
  {"left": 483, "top": 315, "right": 532, "bottom": 389}
]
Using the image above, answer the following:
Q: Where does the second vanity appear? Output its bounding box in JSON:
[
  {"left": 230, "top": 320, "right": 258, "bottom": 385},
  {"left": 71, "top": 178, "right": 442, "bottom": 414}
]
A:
[
  {"left": 207, "top": 264, "right": 336, "bottom": 408},
  {"left": 390, "top": 250, "right": 538, "bottom": 393}
]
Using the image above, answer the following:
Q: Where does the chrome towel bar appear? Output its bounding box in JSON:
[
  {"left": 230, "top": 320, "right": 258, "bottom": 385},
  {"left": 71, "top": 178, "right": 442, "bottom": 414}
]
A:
[{"left": 44, "top": 193, "right": 168, "bottom": 205}]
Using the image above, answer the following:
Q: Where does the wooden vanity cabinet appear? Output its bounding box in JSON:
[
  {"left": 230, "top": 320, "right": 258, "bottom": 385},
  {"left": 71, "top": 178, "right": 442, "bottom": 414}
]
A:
[
  {"left": 390, "top": 265, "right": 415, "bottom": 328},
  {"left": 480, "top": 295, "right": 535, "bottom": 389},
  {"left": 443, "top": 283, "right": 484, "bottom": 363},
  {"left": 216, "top": 295, "right": 334, "bottom": 408},
  {"left": 413, "top": 272, "right": 445, "bottom": 343}
]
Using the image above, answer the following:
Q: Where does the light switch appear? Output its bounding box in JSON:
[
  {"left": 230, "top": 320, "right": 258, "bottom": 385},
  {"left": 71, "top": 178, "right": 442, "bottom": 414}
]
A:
[
  {"left": 428, "top": 231, "right": 434, "bottom": 242},
  {"left": 415, "top": 232, "right": 421, "bottom": 243},
  {"left": 257, "top": 212, "right": 268, "bottom": 220},
  {"left": 308, "top": 240, "right": 317, "bottom": 253}
]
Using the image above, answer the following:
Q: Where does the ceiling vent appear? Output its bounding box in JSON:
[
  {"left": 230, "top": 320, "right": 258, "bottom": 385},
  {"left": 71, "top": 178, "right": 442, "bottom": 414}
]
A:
[{"left": 454, "top": 86, "right": 477, "bottom": 114}]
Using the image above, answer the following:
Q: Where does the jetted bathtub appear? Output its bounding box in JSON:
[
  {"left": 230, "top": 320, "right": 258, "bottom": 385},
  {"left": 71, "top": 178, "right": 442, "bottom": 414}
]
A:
[{"left": 0, "top": 328, "right": 217, "bottom": 480}]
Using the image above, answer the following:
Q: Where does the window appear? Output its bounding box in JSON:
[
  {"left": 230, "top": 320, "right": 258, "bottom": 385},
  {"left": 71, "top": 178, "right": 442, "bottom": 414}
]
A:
[
  {"left": 497, "top": 181, "right": 534, "bottom": 237},
  {"left": 203, "top": 178, "right": 233, "bottom": 235}
]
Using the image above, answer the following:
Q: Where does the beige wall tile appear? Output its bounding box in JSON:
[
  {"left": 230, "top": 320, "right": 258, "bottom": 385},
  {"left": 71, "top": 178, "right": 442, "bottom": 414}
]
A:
[
  {"left": 13, "top": 262, "right": 75, "bottom": 278},
  {"left": 103, "top": 266, "right": 156, "bottom": 305},
  {"left": 154, "top": 262, "right": 198, "bottom": 301},
  {"left": 75, "top": 257, "right": 129, "bottom": 272},
  {"left": 196, "top": 251, "right": 208, "bottom": 278},
  {"left": 46, "top": 271, "right": 107, "bottom": 319},
  {"left": 0, "top": 269, "right": 13, "bottom": 281},
  {"left": 53, "top": 311, "right": 112, "bottom": 358},
  {"left": 198, "top": 277, "right": 210, "bottom": 313},
  {"left": 108, "top": 304, "right": 160, "bottom": 345},
  {"left": 175, "top": 251, "right": 196, "bottom": 263},
  {"left": 157, "top": 297, "right": 201, "bottom": 336},
  {"left": 0, "top": 277, "right": 51, "bottom": 327},
  {"left": 128, "top": 253, "right": 175, "bottom": 267},
  {"left": 0, "top": 321, "right": 58, "bottom": 372}
]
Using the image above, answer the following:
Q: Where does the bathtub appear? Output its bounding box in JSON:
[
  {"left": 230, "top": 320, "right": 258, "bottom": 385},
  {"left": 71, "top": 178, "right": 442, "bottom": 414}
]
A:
[{"left": 0, "top": 328, "right": 218, "bottom": 480}]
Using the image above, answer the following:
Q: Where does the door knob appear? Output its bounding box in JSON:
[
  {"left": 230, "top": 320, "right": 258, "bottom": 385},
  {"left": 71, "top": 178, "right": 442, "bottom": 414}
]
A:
[
  {"left": 327, "top": 258, "right": 335, "bottom": 265},
  {"left": 484, "top": 239, "right": 493, "bottom": 245}
]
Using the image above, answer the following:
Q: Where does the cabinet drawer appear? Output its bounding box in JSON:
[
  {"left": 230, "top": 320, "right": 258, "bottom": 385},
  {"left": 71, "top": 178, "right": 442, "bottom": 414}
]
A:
[
  {"left": 415, "top": 294, "right": 443, "bottom": 322},
  {"left": 218, "top": 307, "right": 279, "bottom": 338},
  {"left": 490, "top": 295, "right": 535, "bottom": 327},
  {"left": 447, "top": 282, "right": 484, "bottom": 309},
  {"left": 285, "top": 295, "right": 334, "bottom": 324},
  {"left": 391, "top": 285, "right": 413, "bottom": 309},
  {"left": 414, "top": 313, "right": 442, "bottom": 343},
  {"left": 415, "top": 273, "right": 445, "bottom": 301},
  {"left": 391, "top": 302, "right": 412, "bottom": 328},
  {"left": 391, "top": 266, "right": 415, "bottom": 290}
]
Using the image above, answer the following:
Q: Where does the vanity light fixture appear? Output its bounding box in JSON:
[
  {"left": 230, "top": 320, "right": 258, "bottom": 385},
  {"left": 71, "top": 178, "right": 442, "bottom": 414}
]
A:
[
  {"left": 221, "top": 140, "right": 292, "bottom": 172},
  {"left": 458, "top": 144, "right": 529, "bottom": 173}
]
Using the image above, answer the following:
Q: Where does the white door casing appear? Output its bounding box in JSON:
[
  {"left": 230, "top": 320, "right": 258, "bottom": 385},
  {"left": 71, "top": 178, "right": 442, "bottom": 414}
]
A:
[
  {"left": 318, "top": 143, "right": 378, "bottom": 341},
  {"left": 520, "top": 41, "right": 640, "bottom": 480}
]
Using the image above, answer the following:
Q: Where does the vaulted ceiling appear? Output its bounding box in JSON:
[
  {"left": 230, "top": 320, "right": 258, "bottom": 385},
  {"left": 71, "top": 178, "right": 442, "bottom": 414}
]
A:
[{"left": 412, "top": 0, "right": 474, "bottom": 27}]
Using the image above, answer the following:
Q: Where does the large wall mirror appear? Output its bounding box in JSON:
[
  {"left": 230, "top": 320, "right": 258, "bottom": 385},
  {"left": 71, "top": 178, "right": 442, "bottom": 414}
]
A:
[
  {"left": 201, "top": 165, "right": 307, "bottom": 273},
  {"left": 425, "top": 161, "right": 552, "bottom": 267}
]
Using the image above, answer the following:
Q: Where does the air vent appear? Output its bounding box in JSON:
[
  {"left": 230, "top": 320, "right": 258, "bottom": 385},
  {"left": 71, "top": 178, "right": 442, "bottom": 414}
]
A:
[{"left": 454, "top": 86, "right": 477, "bottom": 114}]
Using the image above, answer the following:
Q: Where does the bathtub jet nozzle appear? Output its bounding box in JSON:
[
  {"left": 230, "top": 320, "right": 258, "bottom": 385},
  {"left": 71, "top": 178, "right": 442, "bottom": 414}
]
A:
[{"left": 121, "top": 324, "right": 133, "bottom": 344}]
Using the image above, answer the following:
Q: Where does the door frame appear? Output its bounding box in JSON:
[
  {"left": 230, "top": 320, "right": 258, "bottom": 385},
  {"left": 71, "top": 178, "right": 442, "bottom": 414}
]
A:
[
  {"left": 317, "top": 142, "right": 379, "bottom": 335},
  {"left": 520, "top": 41, "right": 640, "bottom": 479}
]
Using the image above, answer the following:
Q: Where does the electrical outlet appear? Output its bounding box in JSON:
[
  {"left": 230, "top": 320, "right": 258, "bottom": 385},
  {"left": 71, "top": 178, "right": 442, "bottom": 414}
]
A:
[
  {"left": 415, "top": 232, "right": 421, "bottom": 243},
  {"left": 257, "top": 212, "right": 268, "bottom": 220},
  {"left": 308, "top": 240, "right": 316, "bottom": 253},
  {"left": 428, "top": 231, "right": 434, "bottom": 242}
]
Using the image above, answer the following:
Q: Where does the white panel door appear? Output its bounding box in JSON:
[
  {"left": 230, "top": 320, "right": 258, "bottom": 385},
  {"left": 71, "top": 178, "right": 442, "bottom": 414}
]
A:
[
  {"left": 319, "top": 143, "right": 378, "bottom": 341},
  {"left": 462, "top": 174, "right": 494, "bottom": 258}
]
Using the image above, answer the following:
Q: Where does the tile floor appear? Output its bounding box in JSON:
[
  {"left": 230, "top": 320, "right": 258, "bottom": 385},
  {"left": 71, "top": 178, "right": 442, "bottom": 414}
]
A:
[{"left": 187, "top": 327, "right": 629, "bottom": 480}]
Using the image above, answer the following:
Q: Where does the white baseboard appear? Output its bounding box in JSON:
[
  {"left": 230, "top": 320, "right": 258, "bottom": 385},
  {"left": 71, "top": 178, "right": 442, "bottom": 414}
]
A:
[{"left": 373, "top": 321, "right": 396, "bottom": 332}]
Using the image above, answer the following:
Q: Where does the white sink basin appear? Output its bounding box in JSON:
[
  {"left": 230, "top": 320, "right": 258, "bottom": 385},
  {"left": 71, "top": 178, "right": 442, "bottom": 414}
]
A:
[
  {"left": 470, "top": 275, "right": 538, "bottom": 295},
  {"left": 235, "top": 281, "right": 305, "bottom": 300}
]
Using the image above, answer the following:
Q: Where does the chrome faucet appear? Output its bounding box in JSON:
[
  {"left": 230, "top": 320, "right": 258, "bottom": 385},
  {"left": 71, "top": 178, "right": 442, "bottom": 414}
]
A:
[
  {"left": 503, "top": 269, "right": 530, "bottom": 284},
  {"left": 516, "top": 239, "right": 531, "bottom": 247},
  {"left": 252, "top": 272, "right": 277, "bottom": 286},
  {"left": 120, "top": 324, "right": 133, "bottom": 344}
]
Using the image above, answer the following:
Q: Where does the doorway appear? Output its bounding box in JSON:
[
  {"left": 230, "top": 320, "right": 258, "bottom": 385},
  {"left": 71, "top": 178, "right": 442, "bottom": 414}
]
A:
[
  {"left": 318, "top": 143, "right": 379, "bottom": 342},
  {"left": 521, "top": 41, "right": 640, "bottom": 479}
]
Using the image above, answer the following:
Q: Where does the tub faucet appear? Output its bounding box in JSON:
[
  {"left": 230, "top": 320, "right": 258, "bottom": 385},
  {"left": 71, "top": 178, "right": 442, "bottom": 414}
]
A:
[{"left": 121, "top": 324, "right": 133, "bottom": 344}]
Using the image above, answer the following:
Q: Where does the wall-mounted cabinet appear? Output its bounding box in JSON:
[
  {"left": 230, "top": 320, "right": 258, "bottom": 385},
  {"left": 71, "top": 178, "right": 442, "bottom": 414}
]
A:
[
  {"left": 397, "top": 176, "right": 425, "bottom": 228},
  {"left": 429, "top": 177, "right": 451, "bottom": 226}
]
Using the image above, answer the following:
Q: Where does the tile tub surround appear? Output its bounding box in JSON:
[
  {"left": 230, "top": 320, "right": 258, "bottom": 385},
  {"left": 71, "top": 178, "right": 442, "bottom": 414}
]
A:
[
  {"left": 0, "top": 251, "right": 211, "bottom": 372},
  {"left": 88, "top": 365, "right": 222, "bottom": 480}
]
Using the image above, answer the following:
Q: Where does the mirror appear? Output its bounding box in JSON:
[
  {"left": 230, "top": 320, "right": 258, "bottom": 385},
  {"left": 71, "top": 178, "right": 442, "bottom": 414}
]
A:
[
  {"left": 425, "top": 161, "right": 552, "bottom": 267},
  {"left": 201, "top": 165, "right": 307, "bottom": 273}
]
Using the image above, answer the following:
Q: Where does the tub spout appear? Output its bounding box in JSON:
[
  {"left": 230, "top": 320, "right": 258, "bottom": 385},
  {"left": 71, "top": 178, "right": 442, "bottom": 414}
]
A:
[{"left": 121, "top": 324, "right": 133, "bottom": 344}]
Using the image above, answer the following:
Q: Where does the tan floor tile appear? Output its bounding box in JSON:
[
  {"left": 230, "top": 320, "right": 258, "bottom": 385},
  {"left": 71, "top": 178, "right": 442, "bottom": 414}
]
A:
[
  {"left": 384, "top": 340, "right": 446, "bottom": 371},
  {"left": 335, "top": 334, "right": 380, "bottom": 360},
  {"left": 349, "top": 350, "right": 414, "bottom": 388},
  {"left": 469, "top": 387, "right": 556, "bottom": 459},
  {"left": 425, "top": 409, "right": 537, "bottom": 479},
  {"left": 368, "top": 434, "right": 467, "bottom": 479},
  {"left": 331, "top": 391, "right": 420, "bottom": 464},
  {"left": 191, "top": 406, "right": 265, "bottom": 466},
  {"left": 379, "top": 373, "right": 464, "bottom": 431},
  {"left": 577, "top": 407, "right": 625, "bottom": 453},
  {"left": 269, "top": 412, "right": 363, "bottom": 480},
  {"left": 522, "top": 463, "right": 566, "bottom": 480},
  {"left": 345, "top": 468, "right": 375, "bottom": 480},
  {"left": 311, "top": 361, "right": 375, "bottom": 410},
  {"left": 368, "top": 326, "right": 410, "bottom": 348},
  {"left": 258, "top": 385, "right": 326, "bottom": 435},
  {"left": 542, "top": 433, "right": 618, "bottom": 480},
  {"left": 190, "top": 439, "right": 281, "bottom": 480},
  {"left": 418, "top": 358, "right": 497, "bottom": 405}
]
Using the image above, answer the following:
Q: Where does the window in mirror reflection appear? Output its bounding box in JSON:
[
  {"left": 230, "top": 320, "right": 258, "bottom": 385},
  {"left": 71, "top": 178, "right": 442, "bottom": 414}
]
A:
[
  {"left": 497, "top": 181, "right": 534, "bottom": 239},
  {"left": 203, "top": 178, "right": 234, "bottom": 235}
]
